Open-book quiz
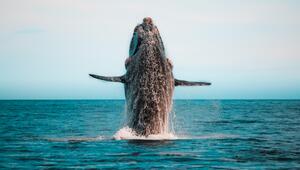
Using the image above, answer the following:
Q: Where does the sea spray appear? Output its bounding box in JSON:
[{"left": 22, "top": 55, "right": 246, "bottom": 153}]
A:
[{"left": 113, "top": 126, "right": 178, "bottom": 140}]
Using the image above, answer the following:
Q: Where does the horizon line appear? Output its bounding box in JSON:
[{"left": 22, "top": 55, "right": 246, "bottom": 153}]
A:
[{"left": 0, "top": 98, "right": 299, "bottom": 101}]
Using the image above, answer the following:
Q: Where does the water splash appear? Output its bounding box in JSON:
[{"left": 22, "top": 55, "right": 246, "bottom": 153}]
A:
[
  {"left": 112, "top": 126, "right": 238, "bottom": 140},
  {"left": 45, "top": 133, "right": 237, "bottom": 142},
  {"left": 113, "top": 126, "right": 178, "bottom": 140}
]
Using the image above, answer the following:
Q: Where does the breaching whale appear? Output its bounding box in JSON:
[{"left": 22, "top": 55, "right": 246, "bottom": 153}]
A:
[{"left": 90, "top": 17, "right": 211, "bottom": 136}]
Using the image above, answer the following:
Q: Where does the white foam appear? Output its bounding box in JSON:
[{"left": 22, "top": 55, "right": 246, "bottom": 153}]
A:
[{"left": 113, "top": 126, "right": 179, "bottom": 140}]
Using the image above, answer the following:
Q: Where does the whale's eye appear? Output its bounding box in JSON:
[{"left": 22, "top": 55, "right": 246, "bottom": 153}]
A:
[{"left": 129, "top": 32, "right": 139, "bottom": 56}]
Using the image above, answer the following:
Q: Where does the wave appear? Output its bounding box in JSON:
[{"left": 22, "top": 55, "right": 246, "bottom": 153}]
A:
[
  {"left": 45, "top": 136, "right": 105, "bottom": 142},
  {"left": 191, "top": 134, "right": 238, "bottom": 139}
]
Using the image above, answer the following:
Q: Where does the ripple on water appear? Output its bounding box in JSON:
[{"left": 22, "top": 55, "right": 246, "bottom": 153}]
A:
[{"left": 1, "top": 100, "right": 300, "bottom": 169}]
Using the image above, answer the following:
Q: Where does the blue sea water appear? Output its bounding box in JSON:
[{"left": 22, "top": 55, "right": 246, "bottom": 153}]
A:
[{"left": 0, "top": 100, "right": 299, "bottom": 169}]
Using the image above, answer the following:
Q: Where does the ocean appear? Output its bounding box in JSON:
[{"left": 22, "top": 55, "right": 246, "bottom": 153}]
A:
[{"left": 0, "top": 100, "right": 299, "bottom": 169}]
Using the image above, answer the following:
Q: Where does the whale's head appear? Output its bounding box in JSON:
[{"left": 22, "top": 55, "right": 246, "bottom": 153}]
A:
[
  {"left": 129, "top": 17, "right": 166, "bottom": 60},
  {"left": 125, "top": 17, "right": 170, "bottom": 82}
]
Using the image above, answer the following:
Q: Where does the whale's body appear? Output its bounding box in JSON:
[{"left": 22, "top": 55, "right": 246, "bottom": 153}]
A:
[{"left": 90, "top": 18, "right": 210, "bottom": 136}]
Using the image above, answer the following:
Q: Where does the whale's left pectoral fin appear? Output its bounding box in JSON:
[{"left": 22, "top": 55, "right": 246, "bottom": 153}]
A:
[
  {"left": 174, "top": 79, "right": 211, "bottom": 86},
  {"left": 89, "top": 74, "right": 125, "bottom": 83}
]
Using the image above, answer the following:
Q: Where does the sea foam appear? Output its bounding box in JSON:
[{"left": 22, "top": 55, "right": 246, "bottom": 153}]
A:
[{"left": 113, "top": 126, "right": 178, "bottom": 140}]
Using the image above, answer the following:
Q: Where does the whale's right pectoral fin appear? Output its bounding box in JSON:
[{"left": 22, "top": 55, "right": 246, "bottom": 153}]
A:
[
  {"left": 89, "top": 74, "right": 125, "bottom": 83},
  {"left": 174, "top": 79, "right": 211, "bottom": 86}
]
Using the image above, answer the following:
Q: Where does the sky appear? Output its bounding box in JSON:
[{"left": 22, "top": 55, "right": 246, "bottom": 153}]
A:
[{"left": 0, "top": 0, "right": 300, "bottom": 99}]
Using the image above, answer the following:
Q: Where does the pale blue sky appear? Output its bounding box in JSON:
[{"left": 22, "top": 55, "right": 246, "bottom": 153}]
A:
[{"left": 0, "top": 0, "right": 299, "bottom": 99}]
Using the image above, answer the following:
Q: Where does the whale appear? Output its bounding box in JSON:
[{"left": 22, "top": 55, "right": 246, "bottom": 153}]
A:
[{"left": 90, "top": 17, "right": 211, "bottom": 136}]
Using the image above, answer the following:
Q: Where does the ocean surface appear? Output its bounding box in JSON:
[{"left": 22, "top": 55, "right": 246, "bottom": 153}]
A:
[{"left": 0, "top": 100, "right": 299, "bottom": 169}]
